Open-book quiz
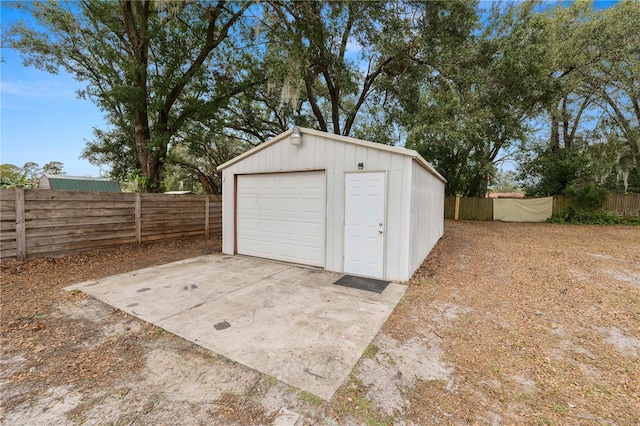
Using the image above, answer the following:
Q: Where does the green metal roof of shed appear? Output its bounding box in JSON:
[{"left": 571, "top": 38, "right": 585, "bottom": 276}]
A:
[{"left": 42, "top": 175, "right": 121, "bottom": 192}]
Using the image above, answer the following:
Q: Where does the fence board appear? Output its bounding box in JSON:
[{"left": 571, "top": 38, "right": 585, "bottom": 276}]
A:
[
  {"left": 25, "top": 208, "right": 133, "bottom": 220},
  {"left": 142, "top": 207, "right": 205, "bottom": 213},
  {"left": 26, "top": 230, "right": 136, "bottom": 248},
  {"left": 458, "top": 197, "right": 493, "bottom": 221},
  {"left": 1, "top": 189, "right": 16, "bottom": 200},
  {"left": 25, "top": 200, "right": 134, "bottom": 210},
  {"left": 1, "top": 249, "right": 17, "bottom": 259},
  {"left": 142, "top": 230, "right": 205, "bottom": 242},
  {"left": 0, "top": 189, "right": 223, "bottom": 260},
  {"left": 15, "top": 187, "right": 26, "bottom": 260},
  {"left": 1, "top": 222, "right": 17, "bottom": 232},
  {"left": 26, "top": 237, "right": 138, "bottom": 256},
  {"left": 552, "top": 196, "right": 578, "bottom": 215},
  {"left": 1, "top": 233, "right": 16, "bottom": 243},
  {"left": 140, "top": 220, "right": 205, "bottom": 229},
  {"left": 25, "top": 190, "right": 135, "bottom": 202},
  {"left": 26, "top": 222, "right": 135, "bottom": 238},
  {"left": 604, "top": 193, "right": 640, "bottom": 216},
  {"left": 444, "top": 196, "right": 456, "bottom": 219},
  {"left": 1, "top": 211, "right": 16, "bottom": 220},
  {"left": 26, "top": 216, "right": 135, "bottom": 229}
]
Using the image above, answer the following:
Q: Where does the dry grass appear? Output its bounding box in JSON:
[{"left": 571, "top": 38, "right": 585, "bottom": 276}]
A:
[
  {"left": 381, "top": 221, "right": 640, "bottom": 424},
  {"left": 1, "top": 222, "right": 639, "bottom": 425}
]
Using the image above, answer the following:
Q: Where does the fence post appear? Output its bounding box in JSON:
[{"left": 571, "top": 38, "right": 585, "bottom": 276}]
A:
[
  {"left": 454, "top": 195, "right": 460, "bottom": 221},
  {"left": 204, "top": 195, "right": 210, "bottom": 238},
  {"left": 135, "top": 193, "right": 141, "bottom": 244},
  {"left": 15, "top": 186, "right": 26, "bottom": 260}
]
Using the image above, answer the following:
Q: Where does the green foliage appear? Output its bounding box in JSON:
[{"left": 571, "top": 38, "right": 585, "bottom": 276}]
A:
[
  {"left": 547, "top": 208, "right": 640, "bottom": 226},
  {"left": 565, "top": 183, "right": 608, "bottom": 211},
  {"left": 520, "top": 147, "right": 589, "bottom": 196},
  {"left": 0, "top": 164, "right": 23, "bottom": 188},
  {"left": 401, "top": 1, "right": 556, "bottom": 196},
  {"left": 0, "top": 161, "right": 65, "bottom": 188},
  {"left": 42, "top": 161, "right": 65, "bottom": 176},
  {"left": 6, "top": 0, "right": 640, "bottom": 197},
  {"left": 261, "top": 1, "right": 477, "bottom": 138},
  {"left": 489, "top": 170, "right": 523, "bottom": 193},
  {"left": 7, "top": 1, "right": 253, "bottom": 192}
]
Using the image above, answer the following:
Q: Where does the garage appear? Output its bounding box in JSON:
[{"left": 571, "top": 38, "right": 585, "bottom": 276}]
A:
[
  {"left": 236, "top": 171, "right": 326, "bottom": 267},
  {"left": 218, "top": 127, "right": 446, "bottom": 282}
]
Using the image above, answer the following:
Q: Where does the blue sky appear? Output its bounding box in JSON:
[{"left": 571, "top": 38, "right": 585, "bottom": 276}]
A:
[
  {"left": 0, "top": 1, "right": 618, "bottom": 178},
  {"left": 1, "top": 4, "right": 106, "bottom": 177}
]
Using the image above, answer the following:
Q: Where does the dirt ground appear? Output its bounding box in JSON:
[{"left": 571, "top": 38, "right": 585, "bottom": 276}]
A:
[{"left": 1, "top": 221, "right": 639, "bottom": 425}]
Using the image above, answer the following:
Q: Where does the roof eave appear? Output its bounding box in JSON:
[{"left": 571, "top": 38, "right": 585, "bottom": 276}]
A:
[{"left": 216, "top": 127, "right": 447, "bottom": 183}]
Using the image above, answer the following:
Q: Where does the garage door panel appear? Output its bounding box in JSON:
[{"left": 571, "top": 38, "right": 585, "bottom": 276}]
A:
[{"left": 237, "top": 171, "right": 326, "bottom": 267}]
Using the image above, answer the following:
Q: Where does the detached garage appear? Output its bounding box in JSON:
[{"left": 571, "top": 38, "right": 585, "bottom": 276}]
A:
[{"left": 217, "top": 128, "right": 446, "bottom": 282}]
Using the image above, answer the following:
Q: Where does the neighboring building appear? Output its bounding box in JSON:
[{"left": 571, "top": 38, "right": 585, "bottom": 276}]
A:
[
  {"left": 217, "top": 127, "right": 446, "bottom": 282},
  {"left": 38, "top": 174, "right": 121, "bottom": 192},
  {"left": 487, "top": 192, "right": 525, "bottom": 198}
]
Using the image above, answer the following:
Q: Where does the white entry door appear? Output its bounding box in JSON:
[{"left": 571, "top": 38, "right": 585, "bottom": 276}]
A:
[
  {"left": 236, "top": 171, "right": 326, "bottom": 267},
  {"left": 343, "top": 172, "right": 385, "bottom": 278}
]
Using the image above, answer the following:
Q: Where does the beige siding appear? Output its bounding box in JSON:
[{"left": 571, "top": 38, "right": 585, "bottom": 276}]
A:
[
  {"left": 408, "top": 160, "right": 445, "bottom": 278},
  {"left": 221, "top": 133, "right": 414, "bottom": 280},
  {"left": 38, "top": 176, "right": 51, "bottom": 189}
]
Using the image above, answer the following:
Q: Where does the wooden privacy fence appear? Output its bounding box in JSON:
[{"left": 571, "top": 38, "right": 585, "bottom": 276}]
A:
[
  {"left": 445, "top": 193, "right": 640, "bottom": 221},
  {"left": 553, "top": 193, "right": 640, "bottom": 216},
  {"left": 0, "top": 188, "right": 222, "bottom": 261}
]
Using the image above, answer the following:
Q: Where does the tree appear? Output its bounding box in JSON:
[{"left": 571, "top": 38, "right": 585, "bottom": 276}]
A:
[
  {"left": 516, "top": 0, "right": 640, "bottom": 194},
  {"left": 162, "top": 1, "right": 480, "bottom": 192},
  {"left": 168, "top": 128, "right": 248, "bottom": 194},
  {"left": 7, "top": 1, "right": 252, "bottom": 192},
  {"left": 260, "top": 1, "right": 478, "bottom": 139},
  {"left": 42, "top": 161, "right": 65, "bottom": 175},
  {"left": 0, "top": 161, "right": 64, "bottom": 188},
  {"left": 397, "top": 1, "right": 556, "bottom": 196},
  {"left": 518, "top": 141, "right": 589, "bottom": 196},
  {"left": 489, "top": 170, "right": 523, "bottom": 194},
  {"left": 0, "top": 164, "right": 24, "bottom": 188},
  {"left": 584, "top": 0, "right": 640, "bottom": 172}
]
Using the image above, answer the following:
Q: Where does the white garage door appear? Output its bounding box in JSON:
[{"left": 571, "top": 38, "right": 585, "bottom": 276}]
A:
[{"left": 236, "top": 171, "right": 326, "bottom": 267}]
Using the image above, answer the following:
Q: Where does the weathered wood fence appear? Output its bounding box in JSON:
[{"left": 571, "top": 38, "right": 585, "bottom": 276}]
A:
[
  {"left": 1, "top": 188, "right": 222, "bottom": 261},
  {"left": 444, "top": 193, "right": 640, "bottom": 221}
]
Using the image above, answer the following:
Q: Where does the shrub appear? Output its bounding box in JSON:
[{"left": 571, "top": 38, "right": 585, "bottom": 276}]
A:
[
  {"left": 547, "top": 208, "right": 640, "bottom": 226},
  {"left": 565, "top": 183, "right": 608, "bottom": 211}
]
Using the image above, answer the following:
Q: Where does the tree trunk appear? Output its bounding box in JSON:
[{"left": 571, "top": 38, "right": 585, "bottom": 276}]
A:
[
  {"left": 550, "top": 103, "right": 560, "bottom": 155},
  {"left": 602, "top": 91, "right": 640, "bottom": 172},
  {"left": 198, "top": 174, "right": 220, "bottom": 195},
  {"left": 562, "top": 97, "right": 570, "bottom": 150}
]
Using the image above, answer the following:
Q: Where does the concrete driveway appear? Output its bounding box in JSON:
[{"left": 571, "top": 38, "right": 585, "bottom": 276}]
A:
[{"left": 68, "top": 254, "right": 406, "bottom": 400}]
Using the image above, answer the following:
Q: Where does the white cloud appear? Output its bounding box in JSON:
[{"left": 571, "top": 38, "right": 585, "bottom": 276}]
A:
[{"left": 0, "top": 79, "right": 79, "bottom": 100}]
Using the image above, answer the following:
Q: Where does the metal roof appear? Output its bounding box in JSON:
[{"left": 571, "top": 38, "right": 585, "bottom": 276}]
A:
[{"left": 41, "top": 174, "right": 121, "bottom": 192}]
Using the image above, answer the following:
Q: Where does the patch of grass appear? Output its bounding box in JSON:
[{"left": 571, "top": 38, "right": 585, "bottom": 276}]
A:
[
  {"left": 211, "top": 391, "right": 275, "bottom": 424},
  {"left": 332, "top": 373, "right": 395, "bottom": 426},
  {"left": 267, "top": 376, "right": 278, "bottom": 386},
  {"left": 532, "top": 415, "right": 555, "bottom": 425},
  {"left": 487, "top": 364, "right": 501, "bottom": 375},
  {"left": 593, "top": 382, "right": 614, "bottom": 396},
  {"left": 547, "top": 208, "right": 640, "bottom": 225},
  {"left": 549, "top": 402, "right": 566, "bottom": 414},
  {"left": 298, "top": 390, "right": 324, "bottom": 406},
  {"left": 70, "top": 289, "right": 82, "bottom": 295},
  {"left": 362, "top": 343, "right": 379, "bottom": 359}
]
